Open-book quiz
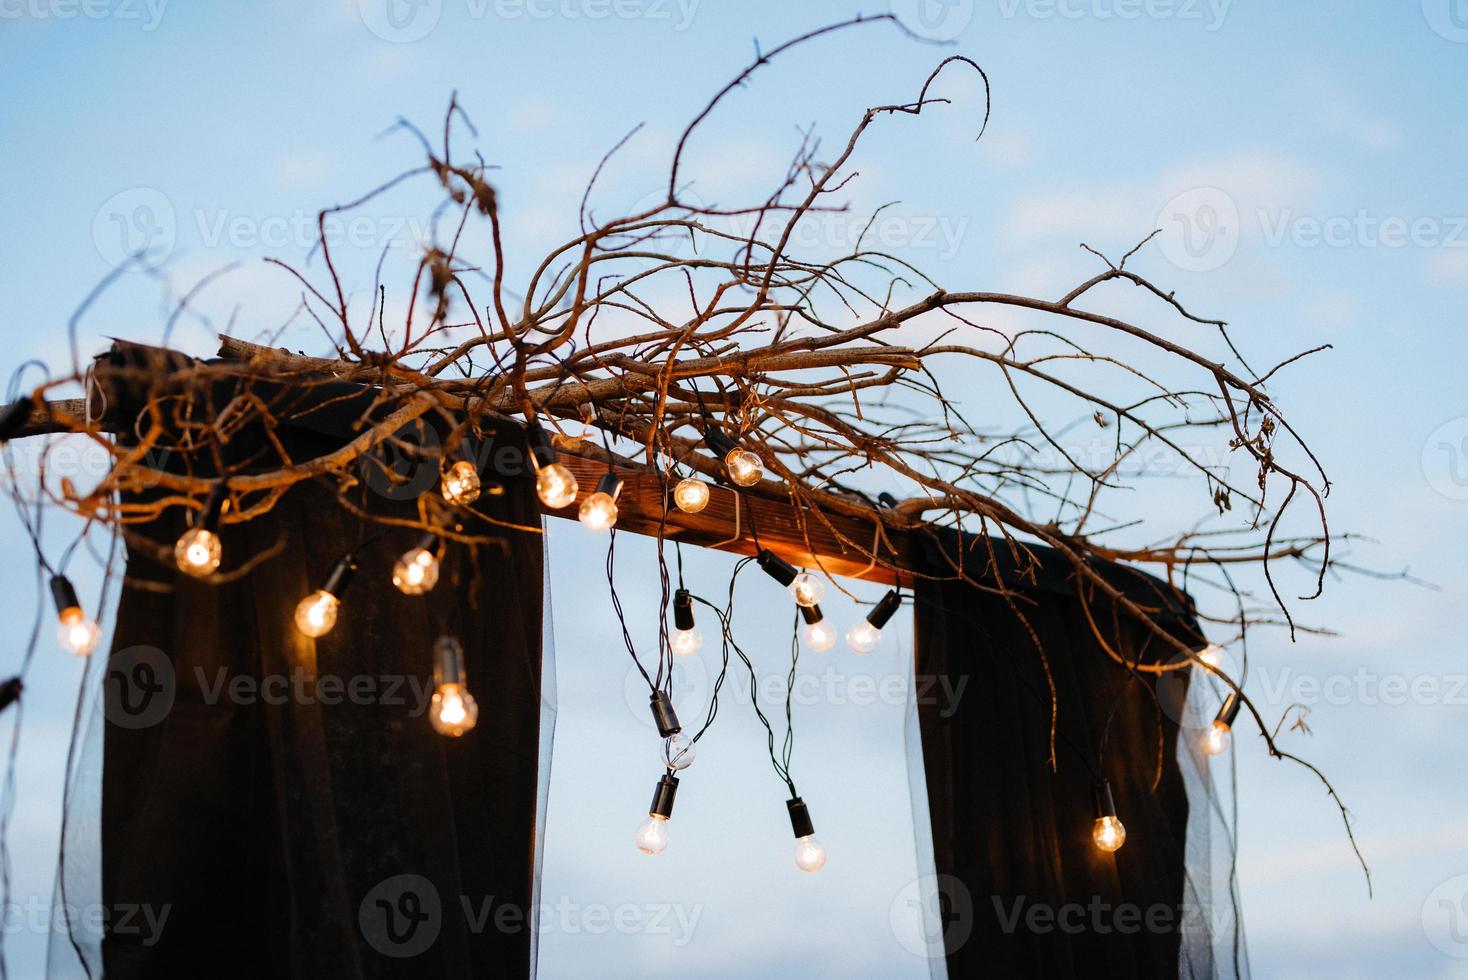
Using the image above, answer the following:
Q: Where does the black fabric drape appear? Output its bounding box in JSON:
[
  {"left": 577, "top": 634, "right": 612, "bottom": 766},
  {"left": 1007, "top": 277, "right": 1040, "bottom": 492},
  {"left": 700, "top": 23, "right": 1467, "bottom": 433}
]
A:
[
  {"left": 97, "top": 346, "right": 547, "bottom": 979},
  {"left": 912, "top": 530, "right": 1208, "bottom": 979}
]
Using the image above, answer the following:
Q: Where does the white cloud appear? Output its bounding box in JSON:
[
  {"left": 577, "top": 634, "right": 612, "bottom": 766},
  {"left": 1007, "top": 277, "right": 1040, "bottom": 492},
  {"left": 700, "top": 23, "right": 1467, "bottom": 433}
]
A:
[
  {"left": 1426, "top": 250, "right": 1468, "bottom": 285},
  {"left": 1292, "top": 69, "right": 1402, "bottom": 153}
]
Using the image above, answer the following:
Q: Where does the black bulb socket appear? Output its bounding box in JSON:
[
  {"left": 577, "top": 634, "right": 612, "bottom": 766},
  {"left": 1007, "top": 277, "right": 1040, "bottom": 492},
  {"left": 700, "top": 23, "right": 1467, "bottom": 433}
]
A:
[
  {"left": 787, "top": 797, "right": 815, "bottom": 839},
  {"left": 1093, "top": 781, "right": 1118, "bottom": 819},
  {"left": 650, "top": 773, "right": 680, "bottom": 819},
  {"left": 757, "top": 549, "right": 798, "bottom": 587},
  {"left": 866, "top": 589, "right": 902, "bottom": 629},
  {"left": 650, "top": 691, "right": 681, "bottom": 737},
  {"left": 525, "top": 418, "right": 559, "bottom": 469},
  {"left": 799, "top": 603, "right": 825, "bottom": 626},
  {"left": 673, "top": 589, "right": 696, "bottom": 631},
  {"left": 595, "top": 472, "right": 624, "bottom": 499},
  {"left": 322, "top": 554, "right": 358, "bottom": 597},
  {"left": 1216, "top": 691, "right": 1242, "bottom": 728},
  {"left": 703, "top": 428, "right": 738, "bottom": 459},
  {"left": 0, "top": 677, "right": 21, "bottom": 714},
  {"left": 49, "top": 575, "right": 81, "bottom": 617}
]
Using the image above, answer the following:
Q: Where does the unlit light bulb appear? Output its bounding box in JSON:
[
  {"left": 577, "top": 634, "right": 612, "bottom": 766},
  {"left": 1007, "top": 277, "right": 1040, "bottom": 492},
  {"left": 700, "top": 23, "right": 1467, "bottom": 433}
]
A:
[
  {"left": 662, "top": 732, "right": 696, "bottom": 771},
  {"left": 803, "top": 619, "right": 836, "bottom": 653},
  {"left": 670, "top": 627, "right": 702, "bottom": 657},
  {"left": 392, "top": 546, "right": 439, "bottom": 595},
  {"left": 294, "top": 590, "right": 340, "bottom": 638},
  {"left": 724, "top": 449, "right": 763, "bottom": 487},
  {"left": 673, "top": 476, "right": 710, "bottom": 514},
  {"left": 846, "top": 619, "right": 881, "bottom": 654},
  {"left": 635, "top": 815, "right": 669, "bottom": 856},
  {"left": 430, "top": 683, "right": 479, "bottom": 737},
  {"left": 174, "top": 527, "right": 222, "bottom": 577},
  {"left": 794, "top": 836, "right": 827, "bottom": 873},
  {"left": 57, "top": 608, "right": 100, "bottom": 656},
  {"left": 1093, "top": 815, "right": 1126, "bottom": 853},
  {"left": 536, "top": 463, "right": 578, "bottom": 509},
  {"left": 1202, "top": 719, "right": 1232, "bottom": 756},
  {"left": 579, "top": 492, "right": 618, "bottom": 531},
  {"left": 440, "top": 460, "right": 482, "bottom": 505},
  {"left": 789, "top": 573, "right": 824, "bottom": 608}
]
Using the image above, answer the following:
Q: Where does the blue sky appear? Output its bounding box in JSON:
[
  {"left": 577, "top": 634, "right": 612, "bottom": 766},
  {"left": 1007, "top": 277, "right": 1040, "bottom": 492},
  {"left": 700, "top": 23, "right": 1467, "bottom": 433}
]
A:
[{"left": 2, "top": 1, "right": 1467, "bottom": 977}]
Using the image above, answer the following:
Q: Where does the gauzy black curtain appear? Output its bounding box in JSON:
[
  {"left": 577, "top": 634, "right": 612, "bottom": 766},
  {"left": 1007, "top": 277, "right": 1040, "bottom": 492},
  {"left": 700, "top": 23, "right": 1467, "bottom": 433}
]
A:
[
  {"left": 909, "top": 530, "right": 1247, "bottom": 979},
  {"left": 89, "top": 345, "right": 550, "bottom": 979}
]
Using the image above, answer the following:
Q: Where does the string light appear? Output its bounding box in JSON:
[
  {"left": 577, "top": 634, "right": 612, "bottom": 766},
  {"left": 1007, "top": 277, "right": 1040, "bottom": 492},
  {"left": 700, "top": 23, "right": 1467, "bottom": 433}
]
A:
[
  {"left": 50, "top": 576, "right": 99, "bottom": 656},
  {"left": 578, "top": 473, "right": 623, "bottom": 531},
  {"left": 1202, "top": 692, "right": 1241, "bottom": 757},
  {"left": 672, "top": 476, "right": 710, "bottom": 514},
  {"left": 847, "top": 589, "right": 901, "bottom": 654},
  {"left": 428, "top": 635, "right": 479, "bottom": 737},
  {"left": 174, "top": 490, "right": 225, "bottom": 578},
  {"left": 391, "top": 532, "right": 440, "bottom": 595},
  {"left": 1198, "top": 643, "right": 1224, "bottom": 670},
  {"left": 798, "top": 605, "right": 836, "bottom": 653},
  {"left": 789, "top": 572, "right": 824, "bottom": 608},
  {"left": 635, "top": 773, "right": 679, "bottom": 856},
  {"left": 440, "top": 459, "right": 482, "bottom": 506},
  {"left": 662, "top": 731, "right": 696, "bottom": 771},
  {"left": 293, "top": 553, "right": 356, "bottom": 639},
  {"left": 526, "top": 419, "right": 579, "bottom": 509},
  {"left": 787, "top": 797, "right": 828, "bottom": 873},
  {"left": 704, "top": 429, "right": 764, "bottom": 487},
  {"left": 670, "top": 588, "right": 702, "bottom": 656},
  {"left": 757, "top": 549, "right": 798, "bottom": 587},
  {"left": 1092, "top": 781, "right": 1127, "bottom": 853},
  {"left": 648, "top": 690, "right": 682, "bottom": 738}
]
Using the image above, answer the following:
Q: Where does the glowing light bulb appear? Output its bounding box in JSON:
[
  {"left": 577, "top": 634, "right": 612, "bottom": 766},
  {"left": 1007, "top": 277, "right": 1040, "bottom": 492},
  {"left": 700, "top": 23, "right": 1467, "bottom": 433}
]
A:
[
  {"left": 1092, "top": 815, "right": 1126, "bottom": 853},
  {"left": 429, "top": 682, "right": 479, "bottom": 737},
  {"left": 1199, "top": 644, "right": 1224, "bottom": 670},
  {"left": 789, "top": 573, "right": 824, "bottom": 608},
  {"left": 1202, "top": 720, "right": 1232, "bottom": 757},
  {"left": 662, "top": 732, "right": 696, "bottom": 771},
  {"left": 440, "top": 460, "right": 482, "bottom": 505},
  {"left": 56, "top": 607, "right": 100, "bottom": 656},
  {"left": 794, "top": 836, "right": 828, "bottom": 873},
  {"left": 670, "top": 627, "right": 702, "bottom": 657},
  {"left": 673, "top": 477, "right": 710, "bottom": 514},
  {"left": 294, "top": 590, "right": 340, "bottom": 638},
  {"left": 635, "top": 815, "right": 669, "bottom": 855},
  {"left": 846, "top": 620, "right": 881, "bottom": 654},
  {"left": 724, "top": 449, "right": 763, "bottom": 487},
  {"left": 392, "top": 546, "right": 439, "bottom": 595},
  {"left": 174, "top": 527, "right": 222, "bottom": 577},
  {"left": 536, "top": 463, "right": 579, "bottom": 509},
  {"left": 802, "top": 619, "right": 837, "bottom": 653},
  {"left": 579, "top": 492, "right": 618, "bottom": 531}
]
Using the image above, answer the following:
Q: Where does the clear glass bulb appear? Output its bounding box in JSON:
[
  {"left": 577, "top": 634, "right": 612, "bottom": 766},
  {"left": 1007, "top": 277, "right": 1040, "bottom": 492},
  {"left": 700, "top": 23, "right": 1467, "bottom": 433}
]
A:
[
  {"left": 802, "top": 619, "right": 836, "bottom": 653},
  {"left": 846, "top": 619, "right": 881, "bottom": 654},
  {"left": 635, "top": 814, "right": 669, "bottom": 855},
  {"left": 293, "top": 590, "right": 340, "bottom": 638},
  {"left": 429, "top": 682, "right": 479, "bottom": 737},
  {"left": 391, "top": 547, "right": 439, "bottom": 595},
  {"left": 662, "top": 732, "right": 696, "bottom": 771},
  {"left": 174, "top": 526, "right": 222, "bottom": 577},
  {"left": 670, "top": 627, "right": 702, "bottom": 657},
  {"left": 794, "top": 835, "right": 828, "bottom": 873},
  {"left": 578, "top": 491, "right": 618, "bottom": 531},
  {"left": 1202, "top": 720, "right": 1232, "bottom": 756},
  {"left": 440, "top": 460, "right": 482, "bottom": 505},
  {"left": 789, "top": 573, "right": 824, "bottom": 608},
  {"left": 56, "top": 608, "right": 100, "bottom": 656},
  {"left": 1198, "top": 643, "right": 1224, "bottom": 670},
  {"left": 724, "top": 448, "right": 763, "bottom": 487},
  {"left": 536, "top": 463, "right": 579, "bottom": 509},
  {"left": 673, "top": 477, "right": 710, "bottom": 514},
  {"left": 1092, "top": 815, "right": 1126, "bottom": 853}
]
